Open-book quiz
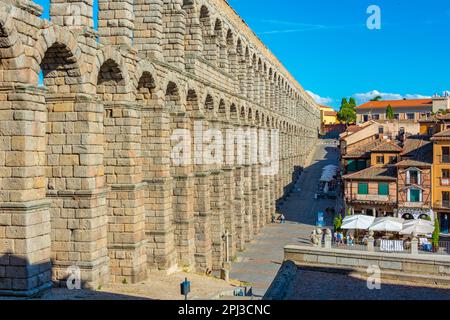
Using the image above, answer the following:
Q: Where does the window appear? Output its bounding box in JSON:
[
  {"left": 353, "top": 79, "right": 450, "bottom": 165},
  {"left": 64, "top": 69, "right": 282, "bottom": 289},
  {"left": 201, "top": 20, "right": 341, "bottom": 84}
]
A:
[
  {"left": 373, "top": 114, "right": 380, "bottom": 120},
  {"left": 378, "top": 126, "right": 384, "bottom": 134},
  {"left": 389, "top": 156, "right": 397, "bottom": 163},
  {"left": 363, "top": 115, "right": 369, "bottom": 122},
  {"left": 394, "top": 114, "right": 400, "bottom": 120},
  {"left": 443, "top": 192, "right": 450, "bottom": 208},
  {"left": 376, "top": 156, "right": 384, "bottom": 164},
  {"left": 357, "top": 160, "right": 367, "bottom": 170},
  {"left": 443, "top": 169, "right": 450, "bottom": 180},
  {"left": 347, "top": 160, "right": 357, "bottom": 172},
  {"left": 407, "top": 113, "right": 415, "bottom": 120},
  {"left": 378, "top": 183, "right": 389, "bottom": 196},
  {"left": 409, "top": 170, "right": 419, "bottom": 185},
  {"left": 358, "top": 183, "right": 369, "bottom": 195},
  {"left": 442, "top": 170, "right": 450, "bottom": 187},
  {"left": 409, "top": 189, "right": 421, "bottom": 203},
  {"left": 443, "top": 147, "right": 450, "bottom": 163}
]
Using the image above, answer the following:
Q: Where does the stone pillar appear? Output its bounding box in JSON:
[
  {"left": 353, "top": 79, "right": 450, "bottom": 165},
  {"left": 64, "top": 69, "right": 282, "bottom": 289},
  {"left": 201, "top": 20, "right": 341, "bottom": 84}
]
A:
[
  {"left": 208, "top": 118, "right": 225, "bottom": 271},
  {"left": 162, "top": 0, "right": 186, "bottom": 69},
  {"left": 238, "top": 56, "right": 247, "bottom": 97},
  {"left": 143, "top": 108, "right": 177, "bottom": 272},
  {"left": 243, "top": 163, "right": 253, "bottom": 243},
  {"left": 193, "top": 117, "right": 212, "bottom": 273},
  {"left": 171, "top": 112, "right": 195, "bottom": 270},
  {"left": 99, "top": 0, "right": 135, "bottom": 47},
  {"left": 234, "top": 165, "right": 245, "bottom": 251},
  {"left": 50, "top": 0, "right": 94, "bottom": 30},
  {"left": 222, "top": 167, "right": 236, "bottom": 260},
  {"left": 103, "top": 101, "right": 147, "bottom": 284},
  {"left": 47, "top": 93, "right": 109, "bottom": 289},
  {"left": 210, "top": 169, "right": 225, "bottom": 270},
  {"left": 324, "top": 229, "right": 332, "bottom": 249},
  {"left": 246, "top": 63, "right": 254, "bottom": 100},
  {"left": 367, "top": 231, "right": 375, "bottom": 252},
  {"left": 0, "top": 85, "right": 52, "bottom": 296},
  {"left": 134, "top": 0, "right": 164, "bottom": 60},
  {"left": 183, "top": 0, "right": 202, "bottom": 72},
  {"left": 411, "top": 236, "right": 419, "bottom": 255}
]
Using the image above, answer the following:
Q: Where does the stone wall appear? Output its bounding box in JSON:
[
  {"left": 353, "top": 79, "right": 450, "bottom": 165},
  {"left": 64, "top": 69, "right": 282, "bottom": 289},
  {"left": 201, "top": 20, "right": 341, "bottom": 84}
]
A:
[
  {"left": 285, "top": 245, "right": 450, "bottom": 284},
  {"left": 0, "top": 0, "right": 321, "bottom": 296}
]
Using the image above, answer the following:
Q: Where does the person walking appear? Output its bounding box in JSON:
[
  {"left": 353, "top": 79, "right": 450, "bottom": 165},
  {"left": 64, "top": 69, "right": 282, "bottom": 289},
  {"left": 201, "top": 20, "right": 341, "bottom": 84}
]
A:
[{"left": 279, "top": 214, "right": 286, "bottom": 224}]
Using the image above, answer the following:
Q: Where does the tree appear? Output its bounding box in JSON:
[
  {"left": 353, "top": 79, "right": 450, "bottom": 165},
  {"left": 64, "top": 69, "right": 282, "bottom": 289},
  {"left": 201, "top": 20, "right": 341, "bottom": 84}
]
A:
[
  {"left": 341, "top": 98, "right": 349, "bottom": 108},
  {"left": 349, "top": 97, "right": 357, "bottom": 109},
  {"left": 386, "top": 104, "right": 394, "bottom": 120},
  {"left": 432, "top": 218, "right": 440, "bottom": 252},
  {"left": 337, "top": 97, "right": 356, "bottom": 127},
  {"left": 333, "top": 215, "right": 343, "bottom": 232},
  {"left": 370, "top": 96, "right": 383, "bottom": 101}
]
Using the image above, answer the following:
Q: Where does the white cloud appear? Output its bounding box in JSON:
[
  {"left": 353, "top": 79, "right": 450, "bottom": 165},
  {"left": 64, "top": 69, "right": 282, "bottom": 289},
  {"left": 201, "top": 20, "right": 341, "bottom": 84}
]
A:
[
  {"left": 306, "top": 90, "right": 333, "bottom": 105},
  {"left": 352, "top": 90, "right": 431, "bottom": 104}
]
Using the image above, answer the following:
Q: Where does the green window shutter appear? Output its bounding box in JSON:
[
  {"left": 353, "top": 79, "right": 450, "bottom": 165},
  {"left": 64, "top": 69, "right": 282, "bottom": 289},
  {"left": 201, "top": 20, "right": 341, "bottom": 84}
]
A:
[
  {"left": 410, "top": 189, "right": 421, "bottom": 202},
  {"left": 378, "top": 183, "right": 389, "bottom": 196},
  {"left": 347, "top": 160, "right": 357, "bottom": 172},
  {"left": 358, "top": 183, "right": 369, "bottom": 195}
]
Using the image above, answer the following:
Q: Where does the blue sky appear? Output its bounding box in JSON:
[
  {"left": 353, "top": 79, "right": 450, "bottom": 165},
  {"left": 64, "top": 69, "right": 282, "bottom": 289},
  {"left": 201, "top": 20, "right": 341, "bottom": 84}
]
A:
[
  {"left": 228, "top": 0, "right": 450, "bottom": 109},
  {"left": 35, "top": 0, "right": 450, "bottom": 109}
]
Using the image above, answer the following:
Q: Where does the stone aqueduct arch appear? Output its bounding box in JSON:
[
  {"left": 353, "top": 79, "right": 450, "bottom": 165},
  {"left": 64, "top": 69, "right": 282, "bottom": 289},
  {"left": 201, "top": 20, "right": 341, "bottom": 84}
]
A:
[{"left": 0, "top": 0, "right": 321, "bottom": 296}]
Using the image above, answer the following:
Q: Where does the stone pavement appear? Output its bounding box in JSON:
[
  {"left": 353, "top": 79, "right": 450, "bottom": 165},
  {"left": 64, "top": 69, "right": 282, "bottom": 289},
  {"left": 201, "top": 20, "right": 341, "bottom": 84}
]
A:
[{"left": 230, "top": 138, "right": 340, "bottom": 297}]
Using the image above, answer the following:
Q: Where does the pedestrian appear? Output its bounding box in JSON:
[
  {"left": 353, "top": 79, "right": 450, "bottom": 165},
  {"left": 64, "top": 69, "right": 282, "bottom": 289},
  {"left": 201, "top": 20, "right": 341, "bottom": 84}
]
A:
[
  {"left": 280, "top": 214, "right": 286, "bottom": 224},
  {"left": 271, "top": 213, "right": 276, "bottom": 224}
]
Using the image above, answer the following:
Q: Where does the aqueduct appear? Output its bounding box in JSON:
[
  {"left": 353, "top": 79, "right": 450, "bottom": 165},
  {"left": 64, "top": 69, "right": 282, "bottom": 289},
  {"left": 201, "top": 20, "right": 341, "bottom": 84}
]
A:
[{"left": 0, "top": 0, "right": 320, "bottom": 295}]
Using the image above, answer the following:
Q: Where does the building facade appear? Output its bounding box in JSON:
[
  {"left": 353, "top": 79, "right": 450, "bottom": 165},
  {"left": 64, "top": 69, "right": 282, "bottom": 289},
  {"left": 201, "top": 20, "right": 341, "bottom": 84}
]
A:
[
  {"left": 342, "top": 137, "right": 434, "bottom": 221},
  {"left": 355, "top": 96, "right": 450, "bottom": 124},
  {"left": 0, "top": 0, "right": 321, "bottom": 296}
]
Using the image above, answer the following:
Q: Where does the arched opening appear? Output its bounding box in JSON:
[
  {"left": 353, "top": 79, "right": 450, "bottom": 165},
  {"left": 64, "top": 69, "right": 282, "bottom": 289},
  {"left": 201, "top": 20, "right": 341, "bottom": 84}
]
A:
[
  {"left": 226, "top": 29, "right": 236, "bottom": 76},
  {"left": 136, "top": 71, "right": 156, "bottom": 105},
  {"left": 200, "top": 5, "right": 214, "bottom": 63},
  {"left": 236, "top": 39, "right": 246, "bottom": 95},
  {"left": 402, "top": 213, "right": 414, "bottom": 220},
  {"left": 97, "top": 59, "right": 126, "bottom": 102},
  {"left": 166, "top": 81, "right": 181, "bottom": 111},
  {"left": 230, "top": 103, "right": 238, "bottom": 122},
  {"left": 240, "top": 106, "right": 246, "bottom": 123},
  {"left": 218, "top": 99, "right": 226, "bottom": 121},
  {"left": 205, "top": 94, "right": 214, "bottom": 113},
  {"left": 214, "top": 19, "right": 225, "bottom": 69}
]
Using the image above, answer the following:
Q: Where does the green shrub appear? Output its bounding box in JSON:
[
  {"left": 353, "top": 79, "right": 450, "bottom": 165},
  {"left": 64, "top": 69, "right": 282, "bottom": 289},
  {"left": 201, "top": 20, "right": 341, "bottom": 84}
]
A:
[{"left": 432, "top": 218, "right": 440, "bottom": 252}]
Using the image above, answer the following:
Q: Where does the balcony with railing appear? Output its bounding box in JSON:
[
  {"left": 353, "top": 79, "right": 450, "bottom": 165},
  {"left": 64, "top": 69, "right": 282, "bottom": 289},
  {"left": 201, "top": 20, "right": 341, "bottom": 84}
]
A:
[
  {"left": 440, "top": 178, "right": 450, "bottom": 186},
  {"left": 352, "top": 194, "right": 396, "bottom": 204},
  {"left": 434, "top": 200, "right": 450, "bottom": 209}
]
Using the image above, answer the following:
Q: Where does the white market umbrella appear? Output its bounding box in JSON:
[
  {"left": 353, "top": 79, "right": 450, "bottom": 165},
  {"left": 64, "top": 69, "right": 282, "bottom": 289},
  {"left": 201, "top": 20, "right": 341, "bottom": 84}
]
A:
[
  {"left": 369, "top": 217, "right": 404, "bottom": 233},
  {"left": 400, "top": 219, "right": 434, "bottom": 236},
  {"left": 342, "top": 215, "right": 375, "bottom": 230}
]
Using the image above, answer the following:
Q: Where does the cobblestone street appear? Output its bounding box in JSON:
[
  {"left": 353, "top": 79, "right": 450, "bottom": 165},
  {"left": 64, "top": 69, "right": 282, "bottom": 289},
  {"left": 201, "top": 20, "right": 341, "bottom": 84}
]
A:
[{"left": 231, "top": 137, "right": 340, "bottom": 297}]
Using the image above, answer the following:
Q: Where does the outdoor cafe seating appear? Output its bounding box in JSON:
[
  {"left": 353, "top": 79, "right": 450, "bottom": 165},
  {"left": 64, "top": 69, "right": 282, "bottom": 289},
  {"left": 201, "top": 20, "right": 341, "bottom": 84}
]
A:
[{"left": 338, "top": 215, "right": 436, "bottom": 253}]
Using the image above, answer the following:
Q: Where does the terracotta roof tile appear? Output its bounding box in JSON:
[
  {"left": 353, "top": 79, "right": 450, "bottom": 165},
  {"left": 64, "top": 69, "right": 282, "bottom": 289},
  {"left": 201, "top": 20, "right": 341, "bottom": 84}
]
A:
[
  {"left": 371, "top": 140, "right": 402, "bottom": 153},
  {"left": 356, "top": 99, "right": 432, "bottom": 110},
  {"left": 343, "top": 166, "right": 397, "bottom": 181},
  {"left": 431, "top": 129, "right": 450, "bottom": 140}
]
